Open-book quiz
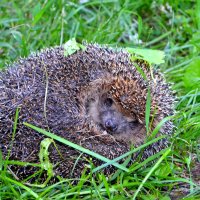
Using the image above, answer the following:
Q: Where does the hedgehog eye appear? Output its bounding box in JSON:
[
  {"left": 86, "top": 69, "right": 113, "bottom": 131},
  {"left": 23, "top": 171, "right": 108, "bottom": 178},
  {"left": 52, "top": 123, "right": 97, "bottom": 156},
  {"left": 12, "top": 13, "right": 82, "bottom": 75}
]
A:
[
  {"left": 89, "top": 98, "right": 95, "bottom": 103},
  {"left": 129, "top": 121, "right": 138, "bottom": 129},
  {"left": 104, "top": 98, "right": 113, "bottom": 107}
]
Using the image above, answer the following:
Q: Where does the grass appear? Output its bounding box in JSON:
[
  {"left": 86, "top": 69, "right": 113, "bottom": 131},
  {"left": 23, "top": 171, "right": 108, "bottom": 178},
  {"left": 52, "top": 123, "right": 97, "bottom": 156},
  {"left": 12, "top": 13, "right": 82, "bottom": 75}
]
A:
[{"left": 0, "top": 0, "right": 200, "bottom": 199}]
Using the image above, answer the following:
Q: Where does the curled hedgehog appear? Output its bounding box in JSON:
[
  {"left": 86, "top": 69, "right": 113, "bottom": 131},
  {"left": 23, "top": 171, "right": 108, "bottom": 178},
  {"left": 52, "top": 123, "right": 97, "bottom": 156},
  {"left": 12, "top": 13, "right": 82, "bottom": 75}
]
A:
[{"left": 0, "top": 43, "right": 175, "bottom": 182}]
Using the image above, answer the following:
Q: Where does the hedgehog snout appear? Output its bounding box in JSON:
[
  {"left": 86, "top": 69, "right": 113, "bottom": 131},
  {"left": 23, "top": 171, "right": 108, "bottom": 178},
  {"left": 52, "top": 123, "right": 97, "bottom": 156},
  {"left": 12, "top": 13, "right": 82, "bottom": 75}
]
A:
[{"left": 104, "top": 119, "right": 118, "bottom": 132}]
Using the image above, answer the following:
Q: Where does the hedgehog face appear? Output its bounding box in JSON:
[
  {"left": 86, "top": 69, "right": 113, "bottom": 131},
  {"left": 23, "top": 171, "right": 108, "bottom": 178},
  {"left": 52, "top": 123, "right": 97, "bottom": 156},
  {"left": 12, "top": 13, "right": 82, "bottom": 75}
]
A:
[{"left": 88, "top": 93, "right": 146, "bottom": 144}]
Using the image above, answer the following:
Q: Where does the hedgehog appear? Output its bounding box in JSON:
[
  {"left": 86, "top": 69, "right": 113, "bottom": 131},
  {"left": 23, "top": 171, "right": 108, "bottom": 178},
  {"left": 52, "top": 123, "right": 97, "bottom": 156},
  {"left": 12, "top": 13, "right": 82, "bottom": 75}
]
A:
[{"left": 0, "top": 43, "right": 175, "bottom": 182}]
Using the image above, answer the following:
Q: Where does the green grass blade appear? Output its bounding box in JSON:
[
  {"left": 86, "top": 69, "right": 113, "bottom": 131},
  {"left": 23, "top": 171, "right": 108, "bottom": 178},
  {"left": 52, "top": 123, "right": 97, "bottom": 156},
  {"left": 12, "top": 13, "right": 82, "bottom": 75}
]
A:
[
  {"left": 0, "top": 175, "right": 40, "bottom": 199},
  {"left": 92, "top": 135, "right": 166, "bottom": 173},
  {"left": 132, "top": 148, "right": 171, "bottom": 199},
  {"left": 24, "top": 122, "right": 129, "bottom": 172}
]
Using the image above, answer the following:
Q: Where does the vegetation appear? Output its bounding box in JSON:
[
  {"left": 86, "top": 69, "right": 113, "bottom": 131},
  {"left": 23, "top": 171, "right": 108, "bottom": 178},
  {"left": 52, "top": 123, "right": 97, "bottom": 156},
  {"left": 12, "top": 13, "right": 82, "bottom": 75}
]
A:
[{"left": 0, "top": 0, "right": 199, "bottom": 199}]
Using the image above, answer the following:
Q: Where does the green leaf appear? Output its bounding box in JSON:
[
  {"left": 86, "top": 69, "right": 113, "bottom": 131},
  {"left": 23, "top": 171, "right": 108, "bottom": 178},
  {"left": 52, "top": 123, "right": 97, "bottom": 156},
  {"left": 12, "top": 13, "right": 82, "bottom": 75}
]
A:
[
  {"left": 183, "top": 57, "right": 200, "bottom": 90},
  {"left": 127, "top": 48, "right": 165, "bottom": 65},
  {"left": 154, "top": 163, "right": 171, "bottom": 177},
  {"left": 36, "top": 138, "right": 54, "bottom": 187},
  {"left": 64, "top": 38, "right": 86, "bottom": 56},
  {"left": 39, "top": 138, "right": 54, "bottom": 173}
]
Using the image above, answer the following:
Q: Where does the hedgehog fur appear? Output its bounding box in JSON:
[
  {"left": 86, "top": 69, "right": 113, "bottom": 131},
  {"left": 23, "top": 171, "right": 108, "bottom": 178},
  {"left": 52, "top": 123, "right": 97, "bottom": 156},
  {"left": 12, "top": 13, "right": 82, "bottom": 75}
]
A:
[{"left": 0, "top": 44, "right": 175, "bottom": 182}]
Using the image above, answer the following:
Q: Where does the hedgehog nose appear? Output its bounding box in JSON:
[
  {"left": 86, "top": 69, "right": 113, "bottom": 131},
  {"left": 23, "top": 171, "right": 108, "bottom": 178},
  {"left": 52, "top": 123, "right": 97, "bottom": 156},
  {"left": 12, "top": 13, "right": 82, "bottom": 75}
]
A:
[{"left": 105, "top": 119, "right": 118, "bottom": 132}]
